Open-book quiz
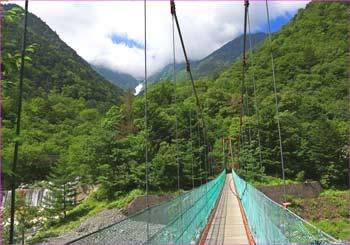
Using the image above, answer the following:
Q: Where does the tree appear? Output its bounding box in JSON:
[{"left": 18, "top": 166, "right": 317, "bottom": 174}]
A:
[{"left": 43, "top": 161, "right": 77, "bottom": 219}]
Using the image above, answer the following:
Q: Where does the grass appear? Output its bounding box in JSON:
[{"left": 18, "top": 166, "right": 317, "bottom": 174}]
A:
[
  {"left": 29, "top": 189, "right": 144, "bottom": 243},
  {"left": 313, "top": 218, "right": 350, "bottom": 241},
  {"left": 288, "top": 189, "right": 350, "bottom": 241},
  {"left": 319, "top": 189, "right": 350, "bottom": 197},
  {"left": 250, "top": 175, "right": 298, "bottom": 187}
]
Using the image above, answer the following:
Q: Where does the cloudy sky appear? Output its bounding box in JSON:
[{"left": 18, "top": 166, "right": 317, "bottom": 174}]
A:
[{"left": 15, "top": 0, "right": 308, "bottom": 79}]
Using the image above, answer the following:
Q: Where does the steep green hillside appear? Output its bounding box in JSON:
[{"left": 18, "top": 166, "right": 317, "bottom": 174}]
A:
[
  {"left": 116, "top": 1, "right": 348, "bottom": 192},
  {"left": 215, "top": 2, "right": 348, "bottom": 186},
  {"left": 148, "top": 32, "right": 266, "bottom": 83},
  {"left": 2, "top": 4, "right": 123, "bottom": 108},
  {"left": 92, "top": 65, "right": 139, "bottom": 91},
  {"left": 5, "top": 0, "right": 344, "bottom": 196},
  {"left": 2, "top": 4, "right": 123, "bottom": 187},
  {"left": 148, "top": 62, "right": 187, "bottom": 84}
]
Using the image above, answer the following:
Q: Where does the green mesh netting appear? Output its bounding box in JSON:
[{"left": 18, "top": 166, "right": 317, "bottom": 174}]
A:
[
  {"left": 232, "top": 170, "right": 341, "bottom": 245},
  {"left": 69, "top": 170, "right": 226, "bottom": 244}
]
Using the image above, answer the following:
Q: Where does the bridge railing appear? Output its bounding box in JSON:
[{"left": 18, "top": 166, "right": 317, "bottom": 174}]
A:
[
  {"left": 232, "top": 170, "right": 341, "bottom": 245},
  {"left": 68, "top": 170, "right": 226, "bottom": 245}
]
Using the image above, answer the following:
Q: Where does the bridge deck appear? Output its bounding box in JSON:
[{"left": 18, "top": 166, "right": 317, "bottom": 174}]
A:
[{"left": 204, "top": 174, "right": 249, "bottom": 244}]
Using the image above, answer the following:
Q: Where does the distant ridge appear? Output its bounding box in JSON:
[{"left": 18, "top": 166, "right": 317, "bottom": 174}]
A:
[
  {"left": 148, "top": 32, "right": 267, "bottom": 84},
  {"left": 92, "top": 65, "right": 139, "bottom": 91}
]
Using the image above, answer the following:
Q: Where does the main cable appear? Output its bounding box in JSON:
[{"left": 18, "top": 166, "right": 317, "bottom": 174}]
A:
[
  {"left": 239, "top": 0, "right": 249, "bottom": 170},
  {"left": 238, "top": 0, "right": 249, "bottom": 177},
  {"left": 170, "top": 0, "right": 209, "bottom": 184}
]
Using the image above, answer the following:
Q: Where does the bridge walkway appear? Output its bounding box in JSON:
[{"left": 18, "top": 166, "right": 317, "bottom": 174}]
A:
[{"left": 204, "top": 174, "right": 249, "bottom": 244}]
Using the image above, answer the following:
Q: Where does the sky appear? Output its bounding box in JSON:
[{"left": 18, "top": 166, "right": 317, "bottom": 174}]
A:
[{"left": 13, "top": 0, "right": 308, "bottom": 79}]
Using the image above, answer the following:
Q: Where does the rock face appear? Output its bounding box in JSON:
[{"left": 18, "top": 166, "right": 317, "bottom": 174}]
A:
[
  {"left": 1, "top": 185, "right": 96, "bottom": 208},
  {"left": 1, "top": 188, "right": 50, "bottom": 208},
  {"left": 258, "top": 181, "right": 323, "bottom": 203},
  {"left": 127, "top": 194, "right": 174, "bottom": 215}
]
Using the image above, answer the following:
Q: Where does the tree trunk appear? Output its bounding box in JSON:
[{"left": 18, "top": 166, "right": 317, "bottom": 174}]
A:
[
  {"left": 63, "top": 184, "right": 66, "bottom": 219},
  {"left": 22, "top": 228, "right": 25, "bottom": 245}
]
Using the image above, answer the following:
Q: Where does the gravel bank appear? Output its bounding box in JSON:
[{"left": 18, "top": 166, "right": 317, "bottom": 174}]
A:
[{"left": 42, "top": 208, "right": 127, "bottom": 244}]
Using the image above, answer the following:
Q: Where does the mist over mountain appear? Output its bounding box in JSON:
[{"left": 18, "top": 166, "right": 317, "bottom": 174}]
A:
[{"left": 92, "top": 65, "right": 139, "bottom": 91}]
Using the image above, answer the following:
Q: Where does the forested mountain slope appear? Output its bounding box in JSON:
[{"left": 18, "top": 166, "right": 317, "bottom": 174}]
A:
[
  {"left": 2, "top": 4, "right": 124, "bottom": 187},
  {"left": 2, "top": 1, "right": 347, "bottom": 196},
  {"left": 208, "top": 2, "right": 348, "bottom": 186},
  {"left": 132, "top": 1, "right": 348, "bottom": 190},
  {"left": 2, "top": 4, "right": 123, "bottom": 107},
  {"left": 148, "top": 32, "right": 267, "bottom": 83}
]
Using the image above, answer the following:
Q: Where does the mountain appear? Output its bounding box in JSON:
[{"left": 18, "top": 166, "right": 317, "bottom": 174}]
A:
[
  {"left": 211, "top": 2, "right": 348, "bottom": 186},
  {"left": 1, "top": 4, "right": 124, "bottom": 187},
  {"left": 92, "top": 65, "right": 139, "bottom": 91},
  {"left": 2, "top": 4, "right": 124, "bottom": 109},
  {"left": 137, "top": 1, "right": 348, "bottom": 190},
  {"left": 148, "top": 32, "right": 267, "bottom": 83}
]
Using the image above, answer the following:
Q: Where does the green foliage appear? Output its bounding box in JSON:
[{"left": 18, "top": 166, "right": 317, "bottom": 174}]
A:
[
  {"left": 106, "top": 189, "right": 144, "bottom": 209},
  {"left": 250, "top": 175, "right": 298, "bottom": 187},
  {"left": 2, "top": 4, "right": 124, "bottom": 188},
  {"left": 237, "top": 146, "right": 265, "bottom": 182},
  {"left": 313, "top": 219, "right": 350, "bottom": 241},
  {"left": 2, "top": 4, "right": 123, "bottom": 106},
  {"left": 214, "top": 2, "right": 348, "bottom": 188}
]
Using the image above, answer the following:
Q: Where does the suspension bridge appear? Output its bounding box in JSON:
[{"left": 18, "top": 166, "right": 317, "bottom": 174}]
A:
[
  {"left": 7, "top": 0, "right": 349, "bottom": 244},
  {"left": 65, "top": 0, "right": 344, "bottom": 243},
  {"left": 67, "top": 170, "right": 341, "bottom": 244}
]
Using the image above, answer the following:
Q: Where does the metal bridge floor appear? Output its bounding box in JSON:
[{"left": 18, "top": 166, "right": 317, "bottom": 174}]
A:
[{"left": 205, "top": 174, "right": 249, "bottom": 244}]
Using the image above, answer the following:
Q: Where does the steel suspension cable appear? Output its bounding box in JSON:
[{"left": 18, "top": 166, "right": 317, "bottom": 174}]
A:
[
  {"left": 189, "top": 107, "right": 195, "bottom": 189},
  {"left": 247, "top": 10, "right": 263, "bottom": 169},
  {"left": 9, "top": 0, "right": 29, "bottom": 243},
  {"left": 265, "top": 0, "right": 286, "bottom": 196},
  {"left": 197, "top": 113, "right": 203, "bottom": 185},
  {"left": 222, "top": 138, "right": 226, "bottom": 170},
  {"left": 239, "top": 0, "right": 249, "bottom": 169},
  {"left": 143, "top": 0, "right": 150, "bottom": 241},
  {"left": 170, "top": 0, "right": 209, "bottom": 184},
  {"left": 172, "top": 13, "right": 180, "bottom": 196},
  {"left": 244, "top": 85, "right": 252, "bottom": 146}
]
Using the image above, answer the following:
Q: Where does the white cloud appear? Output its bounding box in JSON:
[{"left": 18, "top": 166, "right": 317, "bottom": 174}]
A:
[{"left": 13, "top": 0, "right": 308, "bottom": 79}]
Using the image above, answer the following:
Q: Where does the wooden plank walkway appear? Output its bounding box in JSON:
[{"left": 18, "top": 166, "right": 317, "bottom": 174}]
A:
[{"left": 204, "top": 174, "right": 249, "bottom": 244}]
